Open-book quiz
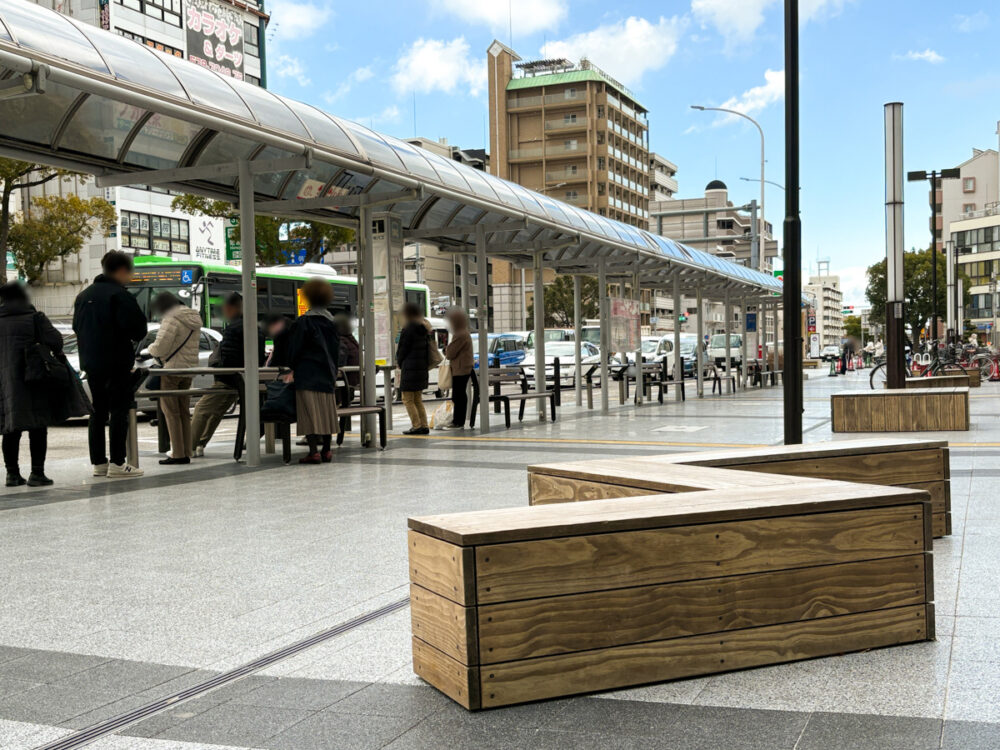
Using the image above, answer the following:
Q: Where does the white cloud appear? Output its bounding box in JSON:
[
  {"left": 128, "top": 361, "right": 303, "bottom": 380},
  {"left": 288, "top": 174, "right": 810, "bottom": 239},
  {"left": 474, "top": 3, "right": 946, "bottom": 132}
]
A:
[
  {"left": 356, "top": 105, "right": 401, "bottom": 127},
  {"left": 430, "top": 0, "right": 566, "bottom": 36},
  {"left": 895, "top": 49, "right": 945, "bottom": 64},
  {"left": 266, "top": 0, "right": 333, "bottom": 42},
  {"left": 836, "top": 264, "right": 871, "bottom": 308},
  {"left": 713, "top": 69, "right": 785, "bottom": 122},
  {"left": 274, "top": 55, "right": 310, "bottom": 86},
  {"left": 323, "top": 66, "right": 375, "bottom": 104},
  {"left": 954, "top": 11, "right": 988, "bottom": 32},
  {"left": 540, "top": 16, "right": 686, "bottom": 87},
  {"left": 692, "top": 0, "right": 852, "bottom": 48},
  {"left": 391, "top": 37, "right": 486, "bottom": 96}
]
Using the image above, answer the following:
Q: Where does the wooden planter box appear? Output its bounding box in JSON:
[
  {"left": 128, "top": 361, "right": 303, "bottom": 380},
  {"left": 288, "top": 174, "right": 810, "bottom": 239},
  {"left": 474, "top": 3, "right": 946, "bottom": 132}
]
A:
[
  {"left": 832, "top": 388, "right": 969, "bottom": 432},
  {"left": 408, "top": 485, "right": 934, "bottom": 709},
  {"left": 528, "top": 439, "right": 951, "bottom": 538},
  {"left": 962, "top": 367, "right": 982, "bottom": 387},
  {"left": 905, "top": 374, "right": 969, "bottom": 388}
]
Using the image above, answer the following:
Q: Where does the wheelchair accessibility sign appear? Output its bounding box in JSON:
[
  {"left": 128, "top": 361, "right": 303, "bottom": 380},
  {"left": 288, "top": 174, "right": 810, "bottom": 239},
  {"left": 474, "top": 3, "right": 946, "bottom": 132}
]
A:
[{"left": 180, "top": 269, "right": 194, "bottom": 285}]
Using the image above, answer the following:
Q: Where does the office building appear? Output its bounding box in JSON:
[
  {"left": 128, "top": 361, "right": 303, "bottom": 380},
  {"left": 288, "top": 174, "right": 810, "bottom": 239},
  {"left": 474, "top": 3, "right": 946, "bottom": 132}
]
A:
[
  {"left": 952, "top": 207, "right": 1000, "bottom": 337},
  {"left": 805, "top": 270, "right": 845, "bottom": 348},
  {"left": 649, "top": 153, "right": 678, "bottom": 202},
  {"left": 17, "top": 0, "right": 268, "bottom": 315}
]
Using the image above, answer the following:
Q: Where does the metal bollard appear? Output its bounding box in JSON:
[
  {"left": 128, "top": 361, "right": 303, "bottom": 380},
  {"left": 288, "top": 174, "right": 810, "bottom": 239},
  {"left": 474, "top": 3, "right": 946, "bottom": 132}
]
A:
[{"left": 127, "top": 407, "right": 139, "bottom": 468}]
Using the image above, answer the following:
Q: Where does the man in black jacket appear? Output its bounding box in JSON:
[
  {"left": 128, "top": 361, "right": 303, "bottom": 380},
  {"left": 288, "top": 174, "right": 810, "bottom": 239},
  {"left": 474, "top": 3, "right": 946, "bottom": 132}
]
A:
[
  {"left": 73, "top": 251, "right": 148, "bottom": 478},
  {"left": 190, "top": 293, "right": 265, "bottom": 457}
]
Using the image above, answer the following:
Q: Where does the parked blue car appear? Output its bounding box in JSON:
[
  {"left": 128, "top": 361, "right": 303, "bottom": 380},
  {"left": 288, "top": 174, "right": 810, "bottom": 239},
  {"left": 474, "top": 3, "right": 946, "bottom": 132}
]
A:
[{"left": 471, "top": 333, "right": 527, "bottom": 368}]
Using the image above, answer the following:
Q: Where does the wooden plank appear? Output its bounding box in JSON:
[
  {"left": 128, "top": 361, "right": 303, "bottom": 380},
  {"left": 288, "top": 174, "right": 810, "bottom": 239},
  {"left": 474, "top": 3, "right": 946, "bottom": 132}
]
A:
[
  {"left": 529, "top": 473, "right": 653, "bottom": 506},
  {"left": 904, "top": 480, "right": 947, "bottom": 514},
  {"left": 831, "top": 395, "right": 845, "bottom": 432},
  {"left": 409, "top": 484, "right": 928, "bottom": 547},
  {"left": 733, "top": 449, "right": 945, "bottom": 485},
  {"left": 412, "top": 637, "right": 480, "bottom": 710},
  {"left": 408, "top": 530, "right": 476, "bottom": 605},
  {"left": 478, "top": 605, "right": 930, "bottom": 708},
  {"left": 642, "top": 438, "right": 948, "bottom": 468},
  {"left": 477, "top": 555, "right": 928, "bottom": 663},
  {"left": 410, "top": 584, "right": 478, "bottom": 665},
  {"left": 932, "top": 513, "right": 947, "bottom": 538},
  {"left": 474, "top": 504, "right": 927, "bottom": 603}
]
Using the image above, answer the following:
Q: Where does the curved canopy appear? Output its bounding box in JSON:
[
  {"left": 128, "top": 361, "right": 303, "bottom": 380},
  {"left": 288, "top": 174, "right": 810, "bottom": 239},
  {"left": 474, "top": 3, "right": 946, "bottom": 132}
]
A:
[{"left": 0, "top": 0, "right": 782, "bottom": 297}]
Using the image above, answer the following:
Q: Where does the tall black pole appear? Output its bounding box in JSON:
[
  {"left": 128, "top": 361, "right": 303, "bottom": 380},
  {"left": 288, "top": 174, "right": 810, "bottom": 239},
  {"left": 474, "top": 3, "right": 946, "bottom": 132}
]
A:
[
  {"left": 930, "top": 172, "right": 938, "bottom": 341},
  {"left": 783, "top": 0, "right": 803, "bottom": 444}
]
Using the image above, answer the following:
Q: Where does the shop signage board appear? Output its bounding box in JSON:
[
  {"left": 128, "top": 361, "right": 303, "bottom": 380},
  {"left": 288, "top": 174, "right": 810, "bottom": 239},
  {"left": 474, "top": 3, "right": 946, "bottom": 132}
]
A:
[
  {"left": 186, "top": 0, "right": 245, "bottom": 81},
  {"left": 371, "top": 213, "right": 404, "bottom": 366},
  {"left": 609, "top": 298, "right": 640, "bottom": 352}
]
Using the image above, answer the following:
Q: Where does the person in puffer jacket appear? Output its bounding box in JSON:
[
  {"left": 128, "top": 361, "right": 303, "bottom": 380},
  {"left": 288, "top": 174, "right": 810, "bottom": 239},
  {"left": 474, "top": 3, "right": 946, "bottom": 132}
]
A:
[{"left": 148, "top": 292, "right": 203, "bottom": 465}]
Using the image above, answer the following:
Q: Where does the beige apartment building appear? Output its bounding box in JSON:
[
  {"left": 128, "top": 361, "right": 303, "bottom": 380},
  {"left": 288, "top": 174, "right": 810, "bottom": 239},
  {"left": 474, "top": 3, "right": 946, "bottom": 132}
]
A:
[
  {"left": 487, "top": 41, "right": 653, "bottom": 330},
  {"left": 933, "top": 147, "right": 998, "bottom": 252},
  {"left": 804, "top": 273, "right": 845, "bottom": 348}
]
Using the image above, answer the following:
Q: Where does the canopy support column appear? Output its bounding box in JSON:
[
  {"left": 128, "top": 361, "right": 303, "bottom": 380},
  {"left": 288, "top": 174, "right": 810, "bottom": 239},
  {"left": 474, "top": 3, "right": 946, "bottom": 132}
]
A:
[
  {"left": 632, "top": 270, "right": 642, "bottom": 406},
  {"left": 740, "top": 297, "right": 748, "bottom": 388},
  {"left": 696, "top": 287, "right": 705, "bottom": 398},
  {"left": 533, "top": 250, "right": 546, "bottom": 418},
  {"left": 358, "top": 205, "right": 376, "bottom": 444},
  {"left": 673, "top": 276, "right": 682, "bottom": 402},
  {"left": 724, "top": 290, "right": 732, "bottom": 387},
  {"left": 238, "top": 160, "right": 260, "bottom": 467},
  {"left": 457, "top": 255, "right": 467, "bottom": 310},
  {"left": 599, "top": 258, "right": 609, "bottom": 414},
  {"left": 573, "top": 274, "right": 583, "bottom": 406},
  {"left": 475, "top": 225, "right": 490, "bottom": 434}
]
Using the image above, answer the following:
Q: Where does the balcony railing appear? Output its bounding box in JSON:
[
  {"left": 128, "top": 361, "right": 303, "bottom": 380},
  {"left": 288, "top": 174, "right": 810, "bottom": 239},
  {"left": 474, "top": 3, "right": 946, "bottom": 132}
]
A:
[
  {"left": 508, "top": 142, "right": 585, "bottom": 160},
  {"left": 545, "top": 170, "right": 585, "bottom": 182},
  {"left": 544, "top": 118, "right": 587, "bottom": 132}
]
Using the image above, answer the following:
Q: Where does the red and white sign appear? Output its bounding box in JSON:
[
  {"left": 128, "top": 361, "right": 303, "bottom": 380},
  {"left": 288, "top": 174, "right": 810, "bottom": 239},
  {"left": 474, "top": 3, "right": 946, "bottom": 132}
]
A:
[{"left": 186, "top": 0, "right": 245, "bottom": 81}]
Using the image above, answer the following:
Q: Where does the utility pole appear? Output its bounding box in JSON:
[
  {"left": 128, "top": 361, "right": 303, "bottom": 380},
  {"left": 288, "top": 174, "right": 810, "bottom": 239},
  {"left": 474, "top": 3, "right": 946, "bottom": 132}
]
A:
[{"left": 908, "top": 167, "right": 960, "bottom": 340}]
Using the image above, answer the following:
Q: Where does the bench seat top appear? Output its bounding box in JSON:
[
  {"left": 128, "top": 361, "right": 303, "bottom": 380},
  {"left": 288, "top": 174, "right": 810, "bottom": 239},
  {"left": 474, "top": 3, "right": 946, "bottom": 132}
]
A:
[
  {"left": 835, "top": 387, "right": 968, "bottom": 397},
  {"left": 409, "top": 482, "right": 929, "bottom": 546}
]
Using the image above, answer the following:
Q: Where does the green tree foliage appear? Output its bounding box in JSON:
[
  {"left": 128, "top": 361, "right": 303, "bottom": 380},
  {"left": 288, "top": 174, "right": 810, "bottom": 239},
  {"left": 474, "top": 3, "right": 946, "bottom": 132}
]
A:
[
  {"left": 843, "top": 314, "right": 862, "bottom": 340},
  {"left": 865, "top": 247, "right": 971, "bottom": 338},
  {"left": 528, "top": 275, "right": 599, "bottom": 327},
  {"left": 171, "top": 194, "right": 353, "bottom": 266},
  {"left": 0, "top": 158, "right": 74, "bottom": 283},
  {"left": 8, "top": 195, "right": 117, "bottom": 283}
]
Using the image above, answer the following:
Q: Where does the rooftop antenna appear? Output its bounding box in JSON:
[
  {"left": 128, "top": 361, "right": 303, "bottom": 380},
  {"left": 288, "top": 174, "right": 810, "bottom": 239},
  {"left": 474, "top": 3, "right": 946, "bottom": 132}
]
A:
[
  {"left": 508, "top": 0, "right": 513, "bottom": 47},
  {"left": 412, "top": 92, "right": 417, "bottom": 137}
]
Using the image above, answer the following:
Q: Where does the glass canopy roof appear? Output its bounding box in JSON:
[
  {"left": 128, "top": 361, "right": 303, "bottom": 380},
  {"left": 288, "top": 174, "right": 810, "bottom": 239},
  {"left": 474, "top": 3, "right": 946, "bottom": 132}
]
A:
[{"left": 0, "top": 0, "right": 782, "bottom": 297}]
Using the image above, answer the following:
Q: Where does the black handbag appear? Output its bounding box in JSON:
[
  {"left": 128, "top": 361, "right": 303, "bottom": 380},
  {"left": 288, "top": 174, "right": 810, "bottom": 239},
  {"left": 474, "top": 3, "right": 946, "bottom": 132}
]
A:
[
  {"left": 24, "top": 313, "right": 71, "bottom": 389},
  {"left": 145, "top": 328, "right": 195, "bottom": 391},
  {"left": 261, "top": 380, "right": 296, "bottom": 423}
]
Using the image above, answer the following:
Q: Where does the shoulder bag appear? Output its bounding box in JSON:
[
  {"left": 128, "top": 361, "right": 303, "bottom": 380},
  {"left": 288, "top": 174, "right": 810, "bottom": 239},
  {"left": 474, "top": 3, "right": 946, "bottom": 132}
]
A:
[{"left": 24, "top": 313, "right": 71, "bottom": 389}]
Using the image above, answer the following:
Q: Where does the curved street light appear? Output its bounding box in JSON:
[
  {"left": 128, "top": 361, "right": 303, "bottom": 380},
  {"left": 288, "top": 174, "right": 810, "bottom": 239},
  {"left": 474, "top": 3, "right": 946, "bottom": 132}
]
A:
[
  {"left": 740, "top": 176, "right": 786, "bottom": 191},
  {"left": 691, "top": 105, "right": 766, "bottom": 269}
]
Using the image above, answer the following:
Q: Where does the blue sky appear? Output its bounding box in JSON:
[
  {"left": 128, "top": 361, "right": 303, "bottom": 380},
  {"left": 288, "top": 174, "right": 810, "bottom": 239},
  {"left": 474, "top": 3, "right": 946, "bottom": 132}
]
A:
[{"left": 261, "top": 0, "right": 998, "bottom": 306}]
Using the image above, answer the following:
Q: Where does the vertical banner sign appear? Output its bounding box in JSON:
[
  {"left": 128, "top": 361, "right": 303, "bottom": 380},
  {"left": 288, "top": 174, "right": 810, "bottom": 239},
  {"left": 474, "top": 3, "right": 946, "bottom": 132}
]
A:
[
  {"left": 98, "top": 0, "right": 110, "bottom": 30},
  {"left": 186, "top": 0, "right": 245, "bottom": 81},
  {"left": 224, "top": 217, "right": 242, "bottom": 266},
  {"left": 371, "top": 214, "right": 404, "bottom": 366},
  {"left": 609, "top": 298, "right": 640, "bottom": 352}
]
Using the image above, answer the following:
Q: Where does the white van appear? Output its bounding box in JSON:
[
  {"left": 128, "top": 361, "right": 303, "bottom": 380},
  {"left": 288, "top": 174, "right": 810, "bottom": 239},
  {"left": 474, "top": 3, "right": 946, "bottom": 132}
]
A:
[{"left": 708, "top": 333, "right": 743, "bottom": 367}]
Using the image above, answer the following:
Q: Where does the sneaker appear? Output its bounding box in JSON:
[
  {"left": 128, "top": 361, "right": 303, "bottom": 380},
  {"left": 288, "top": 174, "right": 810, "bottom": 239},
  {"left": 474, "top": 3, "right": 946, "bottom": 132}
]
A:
[
  {"left": 92, "top": 463, "right": 109, "bottom": 477},
  {"left": 298, "top": 452, "right": 322, "bottom": 465},
  {"left": 5, "top": 471, "right": 25, "bottom": 487},
  {"left": 27, "top": 472, "right": 53, "bottom": 487},
  {"left": 193, "top": 446, "right": 205, "bottom": 458},
  {"left": 403, "top": 427, "right": 431, "bottom": 435},
  {"left": 441, "top": 424, "right": 465, "bottom": 431},
  {"left": 107, "top": 462, "right": 144, "bottom": 478}
]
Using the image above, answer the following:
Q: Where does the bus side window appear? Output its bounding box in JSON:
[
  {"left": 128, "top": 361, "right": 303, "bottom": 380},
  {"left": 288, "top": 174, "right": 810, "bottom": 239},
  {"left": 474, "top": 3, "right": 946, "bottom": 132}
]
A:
[
  {"left": 271, "top": 280, "right": 296, "bottom": 316},
  {"left": 256, "top": 277, "right": 270, "bottom": 323}
]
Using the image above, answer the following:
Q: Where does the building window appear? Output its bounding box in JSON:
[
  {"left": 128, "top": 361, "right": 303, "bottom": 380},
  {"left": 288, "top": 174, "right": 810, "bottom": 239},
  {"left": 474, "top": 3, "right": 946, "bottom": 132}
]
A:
[
  {"left": 963, "top": 203, "right": 976, "bottom": 213},
  {"left": 563, "top": 113, "right": 578, "bottom": 124},
  {"left": 245, "top": 74, "right": 261, "bottom": 86},
  {"left": 117, "top": 29, "right": 183, "bottom": 57},
  {"left": 116, "top": 0, "right": 182, "bottom": 27},
  {"left": 963, "top": 177, "right": 976, "bottom": 193},
  {"left": 564, "top": 139, "right": 578, "bottom": 150},
  {"left": 244, "top": 22, "right": 260, "bottom": 58},
  {"left": 120, "top": 211, "right": 189, "bottom": 255},
  {"left": 966, "top": 260, "right": 993, "bottom": 286},
  {"left": 566, "top": 165, "right": 578, "bottom": 176},
  {"left": 565, "top": 87, "right": 577, "bottom": 99}
]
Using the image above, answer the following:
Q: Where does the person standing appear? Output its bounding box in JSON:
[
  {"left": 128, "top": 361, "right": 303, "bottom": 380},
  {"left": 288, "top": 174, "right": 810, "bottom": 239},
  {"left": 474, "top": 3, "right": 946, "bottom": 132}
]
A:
[
  {"left": 283, "top": 280, "right": 340, "bottom": 464},
  {"left": 148, "top": 292, "right": 202, "bottom": 465},
  {"left": 73, "top": 251, "right": 147, "bottom": 478},
  {"left": 396, "top": 302, "right": 430, "bottom": 435},
  {"left": 334, "top": 313, "right": 359, "bottom": 407},
  {"left": 0, "top": 283, "right": 89, "bottom": 486},
  {"left": 190, "top": 293, "right": 265, "bottom": 457},
  {"left": 443, "top": 307, "right": 473, "bottom": 430}
]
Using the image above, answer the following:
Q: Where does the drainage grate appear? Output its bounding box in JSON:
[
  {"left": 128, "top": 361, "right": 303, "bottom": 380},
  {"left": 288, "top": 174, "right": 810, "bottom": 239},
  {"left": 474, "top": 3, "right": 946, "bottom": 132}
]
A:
[{"left": 37, "top": 596, "right": 411, "bottom": 750}]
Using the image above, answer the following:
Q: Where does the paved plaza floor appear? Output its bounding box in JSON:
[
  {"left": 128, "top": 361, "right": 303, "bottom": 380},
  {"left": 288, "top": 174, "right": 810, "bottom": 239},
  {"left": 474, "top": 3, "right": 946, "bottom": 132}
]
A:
[{"left": 1, "top": 367, "right": 998, "bottom": 749}]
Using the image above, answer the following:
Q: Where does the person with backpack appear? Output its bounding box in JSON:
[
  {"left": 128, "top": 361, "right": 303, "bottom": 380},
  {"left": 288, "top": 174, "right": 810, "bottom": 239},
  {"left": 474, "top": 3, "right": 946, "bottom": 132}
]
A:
[
  {"left": 283, "top": 280, "right": 340, "bottom": 464},
  {"left": 396, "top": 301, "right": 433, "bottom": 435},
  {"left": 0, "top": 283, "right": 89, "bottom": 486},
  {"left": 148, "top": 292, "right": 202, "bottom": 465},
  {"left": 73, "top": 251, "right": 148, "bottom": 479}
]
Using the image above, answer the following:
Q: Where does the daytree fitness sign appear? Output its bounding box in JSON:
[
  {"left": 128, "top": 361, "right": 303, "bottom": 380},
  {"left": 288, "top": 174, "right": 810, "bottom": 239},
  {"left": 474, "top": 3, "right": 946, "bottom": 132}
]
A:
[{"left": 186, "top": 0, "right": 245, "bottom": 81}]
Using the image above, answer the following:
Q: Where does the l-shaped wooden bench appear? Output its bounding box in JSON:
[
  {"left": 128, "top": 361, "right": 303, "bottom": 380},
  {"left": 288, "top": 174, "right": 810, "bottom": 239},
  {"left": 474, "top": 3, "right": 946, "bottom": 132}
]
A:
[{"left": 408, "top": 438, "right": 943, "bottom": 709}]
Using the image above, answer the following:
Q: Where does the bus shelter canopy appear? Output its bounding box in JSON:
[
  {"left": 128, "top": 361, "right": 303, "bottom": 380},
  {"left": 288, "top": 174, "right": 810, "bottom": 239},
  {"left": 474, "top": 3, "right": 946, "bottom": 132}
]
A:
[{"left": 0, "top": 0, "right": 782, "bottom": 300}]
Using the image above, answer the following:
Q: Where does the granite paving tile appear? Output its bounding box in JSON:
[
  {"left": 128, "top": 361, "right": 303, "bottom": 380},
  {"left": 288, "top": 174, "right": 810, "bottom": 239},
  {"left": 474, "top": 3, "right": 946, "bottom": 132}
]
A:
[{"left": 795, "top": 712, "right": 942, "bottom": 750}]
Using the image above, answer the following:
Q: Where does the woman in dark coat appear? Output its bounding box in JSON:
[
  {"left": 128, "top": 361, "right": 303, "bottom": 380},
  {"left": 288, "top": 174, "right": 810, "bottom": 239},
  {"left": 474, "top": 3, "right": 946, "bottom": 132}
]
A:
[
  {"left": 283, "top": 279, "right": 340, "bottom": 464},
  {"left": 396, "top": 301, "right": 430, "bottom": 435},
  {"left": 333, "top": 313, "right": 360, "bottom": 407},
  {"left": 0, "top": 283, "right": 88, "bottom": 486}
]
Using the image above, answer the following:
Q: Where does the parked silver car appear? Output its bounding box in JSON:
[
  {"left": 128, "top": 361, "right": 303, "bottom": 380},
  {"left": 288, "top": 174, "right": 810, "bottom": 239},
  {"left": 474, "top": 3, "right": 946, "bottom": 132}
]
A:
[{"left": 63, "top": 324, "right": 223, "bottom": 416}]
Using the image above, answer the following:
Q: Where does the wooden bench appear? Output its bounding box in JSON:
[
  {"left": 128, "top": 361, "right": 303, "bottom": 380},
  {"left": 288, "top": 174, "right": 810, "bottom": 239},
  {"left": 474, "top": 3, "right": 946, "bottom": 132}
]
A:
[
  {"left": 832, "top": 387, "right": 969, "bottom": 432},
  {"left": 906, "top": 374, "right": 969, "bottom": 388},
  {"left": 527, "top": 438, "right": 951, "bottom": 538},
  {"left": 469, "top": 367, "right": 556, "bottom": 428},
  {"left": 408, "top": 483, "right": 934, "bottom": 709}
]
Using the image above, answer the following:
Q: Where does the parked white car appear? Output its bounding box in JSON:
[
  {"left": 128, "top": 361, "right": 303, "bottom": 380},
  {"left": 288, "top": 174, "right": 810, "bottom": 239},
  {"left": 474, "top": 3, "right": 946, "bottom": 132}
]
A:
[
  {"left": 708, "top": 333, "right": 743, "bottom": 367},
  {"left": 522, "top": 341, "right": 601, "bottom": 386}
]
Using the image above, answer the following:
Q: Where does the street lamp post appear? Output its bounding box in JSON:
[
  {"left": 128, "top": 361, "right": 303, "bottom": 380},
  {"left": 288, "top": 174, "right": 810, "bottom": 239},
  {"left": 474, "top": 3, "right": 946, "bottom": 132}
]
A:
[
  {"left": 783, "top": 0, "right": 803, "bottom": 445},
  {"left": 692, "top": 105, "right": 766, "bottom": 271},
  {"left": 907, "top": 168, "right": 960, "bottom": 341},
  {"left": 740, "top": 176, "right": 786, "bottom": 192}
]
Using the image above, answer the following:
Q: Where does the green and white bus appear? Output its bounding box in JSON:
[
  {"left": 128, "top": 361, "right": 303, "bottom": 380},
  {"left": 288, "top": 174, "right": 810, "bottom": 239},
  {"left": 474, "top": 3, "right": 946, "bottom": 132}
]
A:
[{"left": 127, "top": 256, "right": 430, "bottom": 330}]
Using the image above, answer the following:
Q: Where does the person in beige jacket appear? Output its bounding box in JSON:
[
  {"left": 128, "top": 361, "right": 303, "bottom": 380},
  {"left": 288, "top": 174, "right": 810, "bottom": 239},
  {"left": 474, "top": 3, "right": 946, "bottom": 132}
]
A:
[
  {"left": 149, "top": 292, "right": 202, "bottom": 464},
  {"left": 443, "top": 307, "right": 474, "bottom": 429}
]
